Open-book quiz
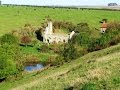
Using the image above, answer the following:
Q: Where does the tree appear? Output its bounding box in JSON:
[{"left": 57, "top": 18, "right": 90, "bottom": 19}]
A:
[
  {"left": 0, "top": 44, "right": 24, "bottom": 79},
  {"left": 74, "top": 23, "right": 90, "bottom": 33},
  {"left": 62, "top": 44, "right": 78, "bottom": 61},
  {"left": 71, "top": 32, "right": 91, "bottom": 48},
  {"left": 0, "top": 54, "right": 18, "bottom": 79}
]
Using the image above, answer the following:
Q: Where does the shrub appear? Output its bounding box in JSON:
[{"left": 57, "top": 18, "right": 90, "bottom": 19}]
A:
[
  {"left": 24, "top": 23, "right": 32, "bottom": 27},
  {"left": 25, "top": 54, "right": 39, "bottom": 65},
  {"left": 88, "top": 33, "right": 113, "bottom": 52},
  {"left": 49, "top": 44, "right": 64, "bottom": 53},
  {"left": 0, "top": 34, "right": 19, "bottom": 45},
  {"left": 61, "top": 44, "right": 78, "bottom": 61},
  {"left": 107, "top": 21, "right": 120, "bottom": 33},
  {"left": 68, "top": 24, "right": 75, "bottom": 32},
  {"left": 0, "top": 44, "right": 24, "bottom": 79},
  {"left": 88, "top": 38, "right": 100, "bottom": 52},
  {"left": 12, "top": 24, "right": 36, "bottom": 39},
  {"left": 78, "top": 47, "right": 88, "bottom": 57},
  {"left": 51, "top": 56, "right": 64, "bottom": 66},
  {"left": 98, "top": 34, "right": 112, "bottom": 48},
  {"left": 112, "top": 76, "right": 120, "bottom": 85},
  {"left": 31, "top": 39, "right": 43, "bottom": 48},
  {"left": 40, "top": 44, "right": 49, "bottom": 53},
  {"left": 53, "top": 20, "right": 74, "bottom": 32},
  {"left": 71, "top": 32, "right": 91, "bottom": 48},
  {"left": 0, "top": 55, "right": 18, "bottom": 79},
  {"left": 53, "top": 21, "right": 61, "bottom": 29},
  {"left": 74, "top": 23, "right": 90, "bottom": 33},
  {"left": 23, "top": 24, "right": 35, "bottom": 37},
  {"left": 109, "top": 33, "right": 120, "bottom": 45},
  {"left": 101, "top": 19, "right": 108, "bottom": 23},
  {"left": 21, "top": 36, "right": 32, "bottom": 46},
  {"left": 61, "top": 21, "right": 73, "bottom": 29}
]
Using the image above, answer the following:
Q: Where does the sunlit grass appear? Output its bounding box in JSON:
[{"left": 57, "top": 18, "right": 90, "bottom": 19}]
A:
[
  {"left": 1, "top": 6, "right": 120, "bottom": 36},
  {"left": 0, "top": 43, "right": 120, "bottom": 90}
]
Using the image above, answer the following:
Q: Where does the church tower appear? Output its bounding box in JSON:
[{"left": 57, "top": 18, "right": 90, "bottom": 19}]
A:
[{"left": 48, "top": 21, "right": 53, "bottom": 35}]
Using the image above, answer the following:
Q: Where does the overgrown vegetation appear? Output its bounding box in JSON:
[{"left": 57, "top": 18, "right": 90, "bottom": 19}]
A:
[
  {"left": 0, "top": 44, "right": 24, "bottom": 80},
  {"left": 51, "top": 21, "right": 120, "bottom": 67},
  {"left": 0, "top": 5, "right": 120, "bottom": 90},
  {"left": 0, "top": 34, "right": 19, "bottom": 45},
  {"left": 1, "top": 42, "right": 120, "bottom": 90}
]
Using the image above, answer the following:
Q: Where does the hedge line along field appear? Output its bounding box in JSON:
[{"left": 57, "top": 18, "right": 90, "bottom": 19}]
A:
[{"left": 0, "top": 5, "right": 120, "bottom": 36}]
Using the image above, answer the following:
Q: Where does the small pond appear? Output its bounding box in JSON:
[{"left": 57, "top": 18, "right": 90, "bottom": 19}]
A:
[{"left": 25, "top": 63, "right": 44, "bottom": 71}]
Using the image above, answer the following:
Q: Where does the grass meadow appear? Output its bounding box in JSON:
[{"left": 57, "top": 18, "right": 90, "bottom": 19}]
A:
[
  {"left": 0, "top": 5, "right": 120, "bottom": 36},
  {"left": 0, "top": 5, "right": 120, "bottom": 90}
]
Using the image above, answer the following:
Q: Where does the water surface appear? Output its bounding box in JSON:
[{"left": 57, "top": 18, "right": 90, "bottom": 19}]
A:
[{"left": 25, "top": 64, "right": 44, "bottom": 71}]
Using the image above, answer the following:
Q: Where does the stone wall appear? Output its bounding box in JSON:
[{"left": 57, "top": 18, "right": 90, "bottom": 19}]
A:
[
  {"left": 43, "top": 34, "right": 69, "bottom": 44},
  {"left": 43, "top": 21, "right": 75, "bottom": 44}
]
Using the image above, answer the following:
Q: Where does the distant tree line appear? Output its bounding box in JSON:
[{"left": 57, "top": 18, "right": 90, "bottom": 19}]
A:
[{"left": 2, "top": 4, "right": 120, "bottom": 11}]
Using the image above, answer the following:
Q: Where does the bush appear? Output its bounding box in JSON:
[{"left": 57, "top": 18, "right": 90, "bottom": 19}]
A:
[
  {"left": 0, "top": 54, "right": 18, "bottom": 79},
  {"left": 53, "top": 20, "right": 73, "bottom": 32},
  {"left": 53, "top": 21, "right": 61, "bottom": 29},
  {"left": 98, "top": 34, "right": 112, "bottom": 48},
  {"left": 71, "top": 32, "right": 91, "bottom": 48},
  {"left": 88, "top": 33, "right": 113, "bottom": 52},
  {"left": 31, "top": 39, "right": 43, "bottom": 48},
  {"left": 25, "top": 54, "right": 39, "bottom": 65},
  {"left": 40, "top": 44, "right": 49, "bottom": 53},
  {"left": 51, "top": 56, "right": 64, "bottom": 66},
  {"left": 74, "top": 23, "right": 90, "bottom": 33},
  {"left": 12, "top": 24, "right": 36, "bottom": 39},
  {"left": 61, "top": 44, "right": 78, "bottom": 61},
  {"left": 107, "top": 21, "right": 120, "bottom": 33},
  {"left": 68, "top": 24, "right": 75, "bottom": 32},
  {"left": 78, "top": 48, "right": 88, "bottom": 57},
  {"left": 23, "top": 24, "right": 35, "bottom": 37},
  {"left": 49, "top": 44, "right": 64, "bottom": 53},
  {"left": 109, "top": 33, "right": 120, "bottom": 45},
  {"left": 0, "top": 44, "right": 24, "bottom": 79},
  {"left": 21, "top": 36, "right": 32, "bottom": 46},
  {"left": 0, "top": 34, "right": 19, "bottom": 45},
  {"left": 112, "top": 76, "right": 120, "bottom": 85}
]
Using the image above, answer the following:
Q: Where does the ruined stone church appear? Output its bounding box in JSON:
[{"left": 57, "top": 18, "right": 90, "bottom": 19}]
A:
[{"left": 43, "top": 21, "right": 75, "bottom": 44}]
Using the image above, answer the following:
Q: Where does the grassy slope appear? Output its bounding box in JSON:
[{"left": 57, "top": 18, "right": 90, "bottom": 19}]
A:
[
  {"left": 0, "top": 44, "right": 120, "bottom": 90},
  {"left": 1, "top": 6, "right": 120, "bottom": 36},
  {"left": 0, "top": 6, "right": 120, "bottom": 90},
  {"left": 21, "top": 46, "right": 56, "bottom": 62}
]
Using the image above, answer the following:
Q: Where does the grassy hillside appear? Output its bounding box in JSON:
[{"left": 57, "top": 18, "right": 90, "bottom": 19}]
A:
[
  {"left": 0, "top": 5, "right": 120, "bottom": 90},
  {"left": 0, "top": 6, "right": 120, "bottom": 36},
  {"left": 0, "top": 43, "right": 120, "bottom": 90}
]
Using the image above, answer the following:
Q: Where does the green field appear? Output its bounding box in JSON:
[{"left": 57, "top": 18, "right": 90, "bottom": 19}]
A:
[
  {"left": 0, "top": 6, "right": 120, "bottom": 90},
  {"left": 0, "top": 6, "right": 120, "bottom": 36}
]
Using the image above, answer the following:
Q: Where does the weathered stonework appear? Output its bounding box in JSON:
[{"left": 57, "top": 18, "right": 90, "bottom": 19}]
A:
[{"left": 43, "top": 21, "right": 75, "bottom": 44}]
